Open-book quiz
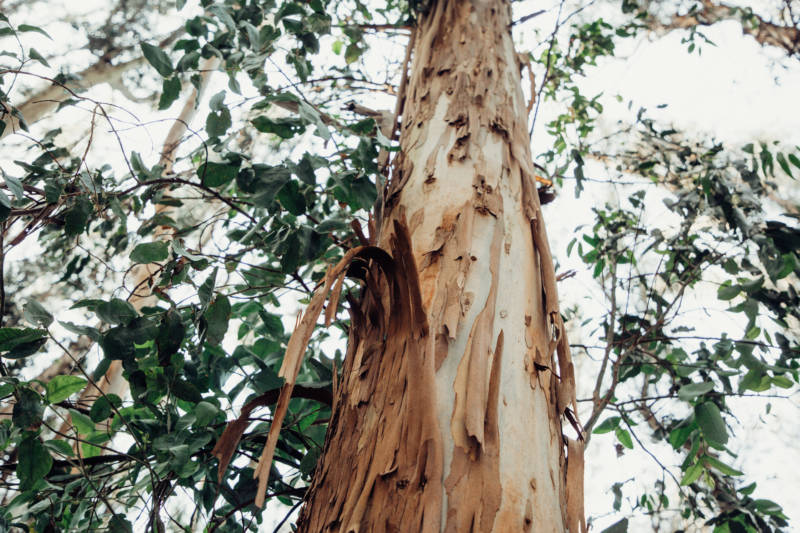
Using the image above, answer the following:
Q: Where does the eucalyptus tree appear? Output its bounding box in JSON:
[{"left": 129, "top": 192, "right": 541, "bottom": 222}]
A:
[{"left": 0, "top": 1, "right": 798, "bottom": 532}]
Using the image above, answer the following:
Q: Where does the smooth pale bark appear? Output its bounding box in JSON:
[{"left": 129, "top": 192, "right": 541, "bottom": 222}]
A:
[{"left": 298, "top": 1, "right": 584, "bottom": 532}]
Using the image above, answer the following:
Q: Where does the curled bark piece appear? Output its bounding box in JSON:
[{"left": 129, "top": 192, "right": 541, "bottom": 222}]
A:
[
  {"left": 214, "top": 245, "right": 392, "bottom": 508},
  {"left": 210, "top": 385, "right": 332, "bottom": 485},
  {"left": 565, "top": 437, "right": 587, "bottom": 533}
]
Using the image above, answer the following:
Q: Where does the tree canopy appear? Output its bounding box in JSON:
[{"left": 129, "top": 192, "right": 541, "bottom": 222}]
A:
[{"left": 0, "top": 0, "right": 798, "bottom": 531}]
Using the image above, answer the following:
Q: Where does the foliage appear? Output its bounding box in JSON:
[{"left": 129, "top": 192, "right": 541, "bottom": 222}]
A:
[{"left": 0, "top": 0, "right": 797, "bottom": 531}]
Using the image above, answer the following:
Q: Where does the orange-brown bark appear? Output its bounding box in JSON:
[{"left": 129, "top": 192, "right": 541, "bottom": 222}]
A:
[{"left": 298, "top": 1, "right": 584, "bottom": 531}]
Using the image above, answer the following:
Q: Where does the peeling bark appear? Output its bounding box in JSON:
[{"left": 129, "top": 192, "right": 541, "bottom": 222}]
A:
[{"left": 298, "top": 1, "right": 584, "bottom": 531}]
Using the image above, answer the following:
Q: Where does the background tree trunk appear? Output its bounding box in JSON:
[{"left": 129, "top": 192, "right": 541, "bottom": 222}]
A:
[{"left": 298, "top": 1, "right": 584, "bottom": 532}]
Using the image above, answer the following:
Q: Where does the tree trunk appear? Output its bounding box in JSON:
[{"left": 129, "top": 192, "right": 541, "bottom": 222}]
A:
[{"left": 298, "top": 1, "right": 584, "bottom": 531}]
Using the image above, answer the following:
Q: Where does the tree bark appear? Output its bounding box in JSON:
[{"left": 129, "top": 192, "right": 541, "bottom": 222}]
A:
[{"left": 298, "top": 1, "right": 584, "bottom": 532}]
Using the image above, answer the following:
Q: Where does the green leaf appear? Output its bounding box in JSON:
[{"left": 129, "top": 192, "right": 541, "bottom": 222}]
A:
[
  {"left": 199, "top": 161, "right": 237, "bottom": 187},
  {"left": 64, "top": 196, "right": 93, "bottom": 235},
  {"left": 601, "top": 518, "right": 628, "bottom": 533},
  {"left": 171, "top": 379, "right": 202, "bottom": 403},
  {"left": 4, "top": 174, "right": 24, "bottom": 200},
  {"left": 716, "top": 282, "right": 740, "bottom": 301},
  {"left": 788, "top": 153, "right": 800, "bottom": 171},
  {"left": 158, "top": 76, "right": 181, "bottom": 110},
  {"left": 130, "top": 241, "right": 169, "bottom": 263},
  {"left": 739, "top": 368, "right": 770, "bottom": 392},
  {"left": 677, "top": 381, "right": 714, "bottom": 401},
  {"left": 668, "top": 423, "right": 694, "bottom": 450},
  {"left": 90, "top": 394, "right": 121, "bottom": 423},
  {"left": 156, "top": 308, "right": 185, "bottom": 366},
  {"left": 28, "top": 47, "right": 50, "bottom": 67},
  {"left": 13, "top": 388, "right": 43, "bottom": 428},
  {"left": 592, "top": 416, "right": 620, "bottom": 434},
  {"left": 344, "top": 42, "right": 362, "bottom": 64},
  {"left": 252, "top": 116, "right": 306, "bottom": 139},
  {"left": 18, "top": 24, "right": 52, "bottom": 39},
  {"left": 0, "top": 327, "right": 47, "bottom": 352},
  {"left": 277, "top": 180, "right": 307, "bottom": 215},
  {"left": 244, "top": 164, "right": 293, "bottom": 207},
  {"left": 17, "top": 437, "right": 52, "bottom": 491},
  {"left": 23, "top": 300, "right": 53, "bottom": 327},
  {"left": 69, "top": 409, "right": 95, "bottom": 434},
  {"left": 140, "top": 42, "right": 173, "bottom": 77},
  {"left": 44, "top": 438, "right": 75, "bottom": 457},
  {"left": 298, "top": 101, "right": 330, "bottom": 140},
  {"left": 198, "top": 268, "right": 217, "bottom": 307},
  {"left": 694, "top": 401, "right": 728, "bottom": 445},
  {"left": 59, "top": 321, "right": 100, "bottom": 341},
  {"left": 680, "top": 461, "right": 704, "bottom": 486},
  {"left": 703, "top": 455, "right": 743, "bottom": 476},
  {"left": 776, "top": 152, "right": 793, "bottom": 178},
  {"left": 108, "top": 515, "right": 134, "bottom": 533},
  {"left": 299, "top": 447, "right": 321, "bottom": 477},
  {"left": 45, "top": 375, "right": 87, "bottom": 403},
  {"left": 615, "top": 427, "right": 633, "bottom": 449},
  {"left": 96, "top": 299, "right": 138, "bottom": 325},
  {"left": 203, "top": 295, "right": 231, "bottom": 345},
  {"left": 205, "top": 107, "right": 232, "bottom": 138},
  {"left": 193, "top": 401, "right": 219, "bottom": 426},
  {"left": 771, "top": 374, "right": 794, "bottom": 388}
]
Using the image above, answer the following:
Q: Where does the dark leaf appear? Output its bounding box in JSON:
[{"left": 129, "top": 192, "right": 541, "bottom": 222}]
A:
[
  {"left": 130, "top": 241, "right": 169, "bottom": 264},
  {"left": 206, "top": 107, "right": 232, "bottom": 138},
  {"left": 90, "top": 394, "right": 121, "bottom": 423},
  {"left": 45, "top": 375, "right": 87, "bottom": 403},
  {"left": 277, "top": 180, "right": 307, "bottom": 215},
  {"left": 17, "top": 437, "right": 52, "bottom": 491},
  {"left": 141, "top": 42, "right": 174, "bottom": 77},
  {"left": 601, "top": 518, "right": 628, "bottom": 533},
  {"left": 252, "top": 116, "right": 306, "bottom": 139},
  {"left": 203, "top": 295, "right": 231, "bottom": 345},
  {"left": 592, "top": 416, "right": 620, "bottom": 434},
  {"left": 158, "top": 76, "right": 182, "bottom": 110},
  {"left": 199, "top": 162, "right": 237, "bottom": 187},
  {"left": 156, "top": 308, "right": 185, "bottom": 366},
  {"left": 171, "top": 379, "right": 202, "bottom": 403},
  {"left": 108, "top": 516, "right": 134, "bottom": 533},
  {"left": 23, "top": 300, "right": 53, "bottom": 327},
  {"left": 677, "top": 381, "right": 714, "bottom": 401},
  {"left": 64, "top": 197, "right": 93, "bottom": 235},
  {"left": 695, "top": 401, "right": 728, "bottom": 445},
  {"left": 0, "top": 328, "right": 47, "bottom": 352},
  {"left": 96, "top": 299, "right": 138, "bottom": 325},
  {"left": 13, "top": 388, "right": 43, "bottom": 428}
]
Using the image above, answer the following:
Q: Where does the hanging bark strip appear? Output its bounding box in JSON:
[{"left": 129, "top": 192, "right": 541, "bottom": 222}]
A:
[
  {"left": 299, "top": 0, "right": 584, "bottom": 531},
  {"left": 297, "top": 220, "right": 443, "bottom": 532},
  {"left": 218, "top": 244, "right": 396, "bottom": 508}
]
